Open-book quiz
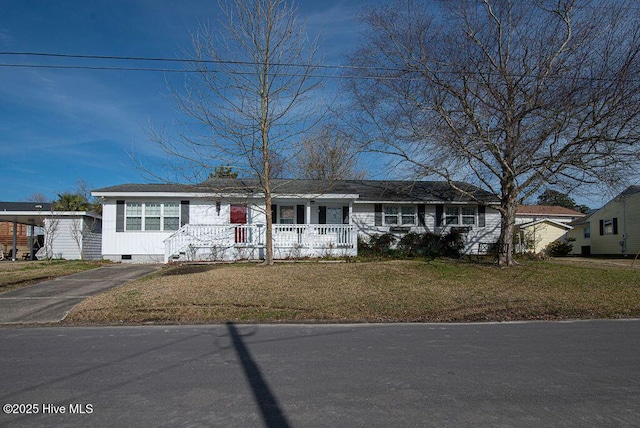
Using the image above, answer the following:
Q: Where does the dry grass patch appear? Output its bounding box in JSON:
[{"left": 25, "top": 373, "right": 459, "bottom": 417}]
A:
[
  {"left": 66, "top": 259, "right": 640, "bottom": 324},
  {"left": 0, "top": 260, "right": 106, "bottom": 292}
]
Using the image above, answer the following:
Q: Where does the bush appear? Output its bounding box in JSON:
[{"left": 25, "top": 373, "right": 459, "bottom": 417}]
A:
[
  {"left": 546, "top": 240, "right": 573, "bottom": 257},
  {"left": 441, "top": 229, "right": 465, "bottom": 259},
  {"left": 360, "top": 230, "right": 465, "bottom": 260},
  {"left": 358, "top": 233, "right": 396, "bottom": 256},
  {"left": 397, "top": 232, "right": 424, "bottom": 257}
]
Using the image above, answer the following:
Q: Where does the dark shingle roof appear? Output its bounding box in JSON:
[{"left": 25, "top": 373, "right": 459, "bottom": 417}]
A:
[
  {"left": 93, "top": 179, "right": 499, "bottom": 203},
  {"left": 0, "top": 202, "right": 52, "bottom": 212},
  {"left": 621, "top": 185, "right": 640, "bottom": 197}
]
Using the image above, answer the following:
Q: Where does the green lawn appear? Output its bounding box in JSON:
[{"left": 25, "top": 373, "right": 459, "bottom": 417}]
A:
[{"left": 65, "top": 259, "right": 640, "bottom": 324}]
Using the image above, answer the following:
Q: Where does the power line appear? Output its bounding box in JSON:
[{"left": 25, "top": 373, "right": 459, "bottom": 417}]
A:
[
  {"left": 0, "top": 51, "right": 378, "bottom": 72},
  {"left": 0, "top": 63, "right": 190, "bottom": 73},
  {"left": 0, "top": 51, "right": 638, "bottom": 83},
  {"left": 0, "top": 51, "right": 416, "bottom": 80},
  {"left": 0, "top": 62, "right": 403, "bottom": 81}
]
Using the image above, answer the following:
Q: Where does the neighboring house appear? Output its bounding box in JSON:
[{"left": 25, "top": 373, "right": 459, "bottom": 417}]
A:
[
  {"left": 0, "top": 202, "right": 102, "bottom": 261},
  {"left": 92, "top": 179, "right": 502, "bottom": 263},
  {"left": 514, "top": 205, "right": 583, "bottom": 254},
  {"left": 515, "top": 219, "right": 573, "bottom": 254},
  {"left": 567, "top": 212, "right": 594, "bottom": 256},
  {"left": 567, "top": 186, "right": 640, "bottom": 257}
]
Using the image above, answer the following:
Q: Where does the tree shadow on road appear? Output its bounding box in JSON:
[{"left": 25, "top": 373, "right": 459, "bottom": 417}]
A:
[{"left": 226, "top": 322, "right": 291, "bottom": 428}]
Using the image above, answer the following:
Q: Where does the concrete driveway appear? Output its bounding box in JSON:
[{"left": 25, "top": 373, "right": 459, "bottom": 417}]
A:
[{"left": 0, "top": 264, "right": 160, "bottom": 324}]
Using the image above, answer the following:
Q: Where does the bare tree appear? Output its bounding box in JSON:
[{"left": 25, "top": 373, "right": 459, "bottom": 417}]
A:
[
  {"left": 40, "top": 216, "right": 59, "bottom": 262},
  {"left": 295, "top": 124, "right": 366, "bottom": 180},
  {"left": 346, "top": 0, "right": 640, "bottom": 265},
  {"left": 147, "top": 0, "right": 323, "bottom": 265},
  {"left": 69, "top": 218, "right": 84, "bottom": 260}
]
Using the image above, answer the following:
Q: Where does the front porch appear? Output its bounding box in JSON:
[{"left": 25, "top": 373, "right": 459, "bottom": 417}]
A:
[{"left": 164, "top": 223, "right": 357, "bottom": 262}]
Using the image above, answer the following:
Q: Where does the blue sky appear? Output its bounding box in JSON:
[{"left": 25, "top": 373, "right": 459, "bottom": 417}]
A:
[
  {"left": 0, "top": 0, "right": 381, "bottom": 202},
  {"left": 0, "top": 0, "right": 617, "bottom": 209}
]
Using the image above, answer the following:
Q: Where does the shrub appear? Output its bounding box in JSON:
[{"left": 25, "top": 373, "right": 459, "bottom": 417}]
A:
[
  {"left": 397, "top": 232, "right": 423, "bottom": 257},
  {"left": 360, "top": 230, "right": 465, "bottom": 260},
  {"left": 547, "top": 240, "right": 573, "bottom": 257},
  {"left": 358, "top": 233, "right": 396, "bottom": 256},
  {"left": 371, "top": 233, "right": 396, "bottom": 254},
  {"left": 441, "top": 229, "right": 465, "bottom": 259}
]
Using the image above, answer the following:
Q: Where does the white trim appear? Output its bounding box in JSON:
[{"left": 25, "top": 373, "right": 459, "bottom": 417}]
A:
[
  {"left": 92, "top": 191, "right": 360, "bottom": 200},
  {"left": 92, "top": 191, "right": 257, "bottom": 199},
  {"left": 354, "top": 200, "right": 499, "bottom": 205},
  {"left": 272, "top": 193, "right": 359, "bottom": 199},
  {"left": 518, "top": 219, "right": 573, "bottom": 230}
]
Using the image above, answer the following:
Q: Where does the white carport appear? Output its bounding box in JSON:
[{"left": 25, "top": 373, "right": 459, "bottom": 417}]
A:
[
  {"left": 0, "top": 202, "right": 102, "bottom": 261},
  {"left": 0, "top": 202, "right": 51, "bottom": 261}
]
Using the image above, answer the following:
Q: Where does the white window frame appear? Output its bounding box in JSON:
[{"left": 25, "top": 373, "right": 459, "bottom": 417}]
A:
[
  {"left": 445, "top": 207, "right": 459, "bottom": 225},
  {"left": 461, "top": 207, "right": 476, "bottom": 226},
  {"left": 125, "top": 202, "right": 181, "bottom": 232},
  {"left": 445, "top": 206, "right": 476, "bottom": 226},
  {"left": 279, "top": 205, "right": 295, "bottom": 224},
  {"left": 383, "top": 205, "right": 416, "bottom": 226},
  {"left": 603, "top": 219, "right": 614, "bottom": 235},
  {"left": 163, "top": 203, "right": 180, "bottom": 231},
  {"left": 125, "top": 202, "right": 143, "bottom": 231}
]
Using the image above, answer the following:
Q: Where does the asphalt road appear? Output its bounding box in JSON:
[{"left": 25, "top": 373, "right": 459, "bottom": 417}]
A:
[
  {"left": 0, "top": 265, "right": 160, "bottom": 324},
  {"left": 1, "top": 321, "right": 639, "bottom": 427}
]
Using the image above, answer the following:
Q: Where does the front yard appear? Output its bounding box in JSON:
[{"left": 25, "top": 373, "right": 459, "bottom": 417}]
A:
[{"left": 64, "top": 258, "right": 640, "bottom": 324}]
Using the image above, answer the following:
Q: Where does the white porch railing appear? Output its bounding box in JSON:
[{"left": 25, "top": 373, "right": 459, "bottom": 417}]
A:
[{"left": 164, "top": 224, "right": 356, "bottom": 262}]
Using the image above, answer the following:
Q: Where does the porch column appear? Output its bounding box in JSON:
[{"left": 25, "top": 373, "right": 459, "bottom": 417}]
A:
[
  {"left": 306, "top": 202, "right": 313, "bottom": 251},
  {"left": 28, "top": 224, "right": 34, "bottom": 260},
  {"left": 349, "top": 202, "right": 356, "bottom": 250},
  {"left": 12, "top": 220, "right": 17, "bottom": 261},
  {"left": 348, "top": 202, "right": 353, "bottom": 224}
]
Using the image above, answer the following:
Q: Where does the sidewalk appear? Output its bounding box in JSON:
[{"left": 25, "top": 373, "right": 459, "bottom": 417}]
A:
[{"left": 0, "top": 264, "right": 160, "bottom": 324}]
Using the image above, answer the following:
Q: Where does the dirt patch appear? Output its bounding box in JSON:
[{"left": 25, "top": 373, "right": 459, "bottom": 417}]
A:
[
  {"left": 552, "top": 257, "right": 640, "bottom": 269},
  {"left": 161, "top": 264, "right": 220, "bottom": 276}
]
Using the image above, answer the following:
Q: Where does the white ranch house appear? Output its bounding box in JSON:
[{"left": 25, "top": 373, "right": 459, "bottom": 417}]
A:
[{"left": 92, "top": 179, "right": 502, "bottom": 263}]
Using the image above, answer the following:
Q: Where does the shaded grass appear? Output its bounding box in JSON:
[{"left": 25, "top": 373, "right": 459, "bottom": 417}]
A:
[
  {"left": 0, "top": 260, "right": 107, "bottom": 292},
  {"left": 65, "top": 259, "right": 640, "bottom": 324}
]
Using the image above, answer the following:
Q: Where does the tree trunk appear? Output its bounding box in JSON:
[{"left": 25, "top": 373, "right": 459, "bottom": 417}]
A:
[
  {"left": 264, "top": 192, "right": 274, "bottom": 265},
  {"left": 498, "top": 192, "right": 518, "bottom": 266}
]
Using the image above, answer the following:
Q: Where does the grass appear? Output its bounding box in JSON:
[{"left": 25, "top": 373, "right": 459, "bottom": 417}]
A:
[
  {"left": 64, "top": 258, "right": 640, "bottom": 325},
  {"left": 0, "top": 260, "right": 107, "bottom": 292}
]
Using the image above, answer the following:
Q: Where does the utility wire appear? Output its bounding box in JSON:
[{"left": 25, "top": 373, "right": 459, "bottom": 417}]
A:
[
  {"left": 0, "top": 51, "right": 384, "bottom": 72},
  {"left": 0, "top": 51, "right": 638, "bottom": 83}
]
